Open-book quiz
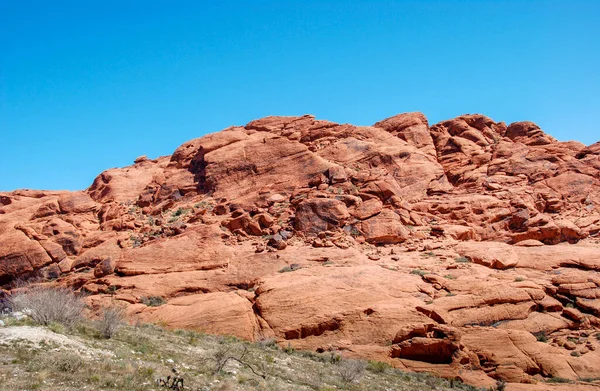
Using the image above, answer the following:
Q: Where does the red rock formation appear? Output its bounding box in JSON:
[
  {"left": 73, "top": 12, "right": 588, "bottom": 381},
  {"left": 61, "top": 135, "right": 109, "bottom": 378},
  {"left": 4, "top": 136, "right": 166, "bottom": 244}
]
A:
[{"left": 1, "top": 112, "right": 600, "bottom": 389}]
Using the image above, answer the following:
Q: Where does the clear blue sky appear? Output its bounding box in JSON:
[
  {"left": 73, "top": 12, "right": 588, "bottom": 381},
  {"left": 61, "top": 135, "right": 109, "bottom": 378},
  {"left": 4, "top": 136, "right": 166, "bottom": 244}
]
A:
[{"left": 1, "top": 1, "right": 599, "bottom": 191}]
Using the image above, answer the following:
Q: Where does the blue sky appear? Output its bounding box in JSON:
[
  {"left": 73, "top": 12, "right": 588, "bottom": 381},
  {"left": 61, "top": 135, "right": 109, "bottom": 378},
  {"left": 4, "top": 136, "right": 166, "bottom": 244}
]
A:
[{"left": 1, "top": 0, "right": 599, "bottom": 191}]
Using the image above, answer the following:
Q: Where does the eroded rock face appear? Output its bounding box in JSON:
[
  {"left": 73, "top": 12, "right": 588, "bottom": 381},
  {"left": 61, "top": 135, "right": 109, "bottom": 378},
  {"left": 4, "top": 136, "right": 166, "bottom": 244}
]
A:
[{"left": 1, "top": 112, "right": 600, "bottom": 389}]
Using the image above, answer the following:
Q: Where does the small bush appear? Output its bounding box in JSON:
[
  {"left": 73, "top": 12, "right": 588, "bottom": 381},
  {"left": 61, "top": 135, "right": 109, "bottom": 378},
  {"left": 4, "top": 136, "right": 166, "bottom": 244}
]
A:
[
  {"left": 337, "top": 359, "right": 366, "bottom": 383},
  {"left": 140, "top": 296, "right": 165, "bottom": 307},
  {"left": 47, "top": 322, "right": 65, "bottom": 334},
  {"left": 547, "top": 377, "right": 573, "bottom": 383},
  {"left": 455, "top": 256, "right": 470, "bottom": 263},
  {"left": 52, "top": 351, "right": 84, "bottom": 372},
  {"left": 257, "top": 338, "right": 278, "bottom": 349},
  {"left": 8, "top": 286, "right": 85, "bottom": 328},
  {"left": 366, "top": 360, "right": 391, "bottom": 374},
  {"left": 570, "top": 351, "right": 580, "bottom": 357},
  {"left": 279, "top": 264, "right": 302, "bottom": 273},
  {"left": 171, "top": 207, "right": 188, "bottom": 218},
  {"left": 410, "top": 269, "right": 427, "bottom": 276},
  {"left": 283, "top": 343, "right": 295, "bottom": 354},
  {"left": 535, "top": 332, "right": 548, "bottom": 343},
  {"left": 97, "top": 304, "right": 125, "bottom": 338},
  {"left": 329, "top": 352, "right": 342, "bottom": 364},
  {"left": 514, "top": 277, "right": 525, "bottom": 282}
]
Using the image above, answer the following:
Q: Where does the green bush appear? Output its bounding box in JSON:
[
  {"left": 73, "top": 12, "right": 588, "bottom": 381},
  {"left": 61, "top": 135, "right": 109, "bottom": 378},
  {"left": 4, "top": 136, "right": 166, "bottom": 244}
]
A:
[
  {"left": 140, "top": 296, "right": 165, "bottom": 307},
  {"left": 366, "top": 360, "right": 391, "bottom": 373}
]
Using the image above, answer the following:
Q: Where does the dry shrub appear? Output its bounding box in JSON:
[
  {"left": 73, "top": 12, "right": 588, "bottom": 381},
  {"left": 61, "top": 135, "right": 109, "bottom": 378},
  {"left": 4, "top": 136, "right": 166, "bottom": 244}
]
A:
[
  {"left": 337, "top": 359, "right": 366, "bottom": 383},
  {"left": 8, "top": 286, "right": 85, "bottom": 328},
  {"left": 97, "top": 304, "right": 125, "bottom": 338}
]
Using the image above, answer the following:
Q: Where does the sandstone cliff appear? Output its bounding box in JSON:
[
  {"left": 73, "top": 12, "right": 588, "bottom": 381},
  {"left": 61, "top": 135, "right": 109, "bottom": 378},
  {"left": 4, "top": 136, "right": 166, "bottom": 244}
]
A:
[{"left": 1, "top": 112, "right": 599, "bottom": 388}]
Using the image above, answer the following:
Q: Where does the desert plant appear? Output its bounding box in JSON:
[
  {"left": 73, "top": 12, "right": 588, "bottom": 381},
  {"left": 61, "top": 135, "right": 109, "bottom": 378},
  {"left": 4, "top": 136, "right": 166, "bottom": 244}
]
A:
[
  {"left": 141, "top": 296, "right": 165, "bottom": 307},
  {"left": 366, "top": 360, "right": 391, "bottom": 374},
  {"left": 212, "top": 345, "right": 265, "bottom": 378},
  {"left": 97, "top": 304, "right": 125, "bottom": 338},
  {"left": 337, "top": 359, "right": 366, "bottom": 383},
  {"left": 279, "top": 263, "right": 302, "bottom": 273},
  {"left": 8, "top": 286, "right": 85, "bottom": 328},
  {"left": 455, "top": 256, "right": 470, "bottom": 263},
  {"left": 52, "top": 351, "right": 84, "bottom": 372},
  {"left": 535, "top": 332, "right": 548, "bottom": 343},
  {"left": 547, "top": 376, "right": 573, "bottom": 383}
]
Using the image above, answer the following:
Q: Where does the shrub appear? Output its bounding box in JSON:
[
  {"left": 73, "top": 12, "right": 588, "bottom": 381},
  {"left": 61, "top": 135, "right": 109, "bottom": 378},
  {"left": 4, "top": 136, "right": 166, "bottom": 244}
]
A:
[
  {"left": 410, "top": 269, "right": 427, "bottom": 276},
  {"left": 455, "top": 256, "right": 470, "bottom": 263},
  {"left": 337, "top": 359, "right": 366, "bottom": 383},
  {"left": 140, "top": 296, "right": 165, "bottom": 307},
  {"left": 97, "top": 304, "right": 125, "bottom": 338},
  {"left": 547, "top": 376, "right": 573, "bottom": 383},
  {"left": 52, "top": 351, "right": 84, "bottom": 372},
  {"left": 283, "top": 343, "right": 295, "bottom": 354},
  {"left": 257, "top": 338, "right": 278, "bottom": 349},
  {"left": 279, "top": 264, "right": 302, "bottom": 273},
  {"left": 8, "top": 286, "right": 85, "bottom": 328},
  {"left": 534, "top": 332, "right": 548, "bottom": 342},
  {"left": 366, "top": 360, "right": 391, "bottom": 374}
]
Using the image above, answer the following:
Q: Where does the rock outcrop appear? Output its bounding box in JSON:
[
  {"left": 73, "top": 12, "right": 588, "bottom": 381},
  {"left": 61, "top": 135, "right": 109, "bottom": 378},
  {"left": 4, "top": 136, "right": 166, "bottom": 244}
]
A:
[{"left": 1, "top": 112, "right": 600, "bottom": 389}]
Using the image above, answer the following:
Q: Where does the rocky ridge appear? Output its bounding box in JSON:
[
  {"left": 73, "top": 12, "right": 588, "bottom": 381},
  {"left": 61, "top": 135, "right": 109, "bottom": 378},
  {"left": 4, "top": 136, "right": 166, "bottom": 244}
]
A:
[{"left": 1, "top": 112, "right": 600, "bottom": 389}]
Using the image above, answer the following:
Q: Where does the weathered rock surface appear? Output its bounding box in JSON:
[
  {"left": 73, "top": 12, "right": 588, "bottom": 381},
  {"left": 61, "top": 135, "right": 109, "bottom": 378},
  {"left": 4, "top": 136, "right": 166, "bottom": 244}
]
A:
[{"left": 1, "top": 112, "right": 600, "bottom": 389}]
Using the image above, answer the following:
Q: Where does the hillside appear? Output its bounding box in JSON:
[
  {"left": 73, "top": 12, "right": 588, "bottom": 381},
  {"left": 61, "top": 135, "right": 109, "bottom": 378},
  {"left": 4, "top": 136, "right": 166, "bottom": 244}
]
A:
[
  {"left": 0, "top": 316, "right": 495, "bottom": 391},
  {"left": 1, "top": 112, "right": 600, "bottom": 389}
]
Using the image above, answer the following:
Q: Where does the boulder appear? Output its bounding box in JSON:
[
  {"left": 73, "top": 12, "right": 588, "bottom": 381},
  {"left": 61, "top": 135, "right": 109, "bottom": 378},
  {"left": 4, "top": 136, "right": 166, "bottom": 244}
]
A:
[{"left": 359, "top": 209, "right": 409, "bottom": 244}]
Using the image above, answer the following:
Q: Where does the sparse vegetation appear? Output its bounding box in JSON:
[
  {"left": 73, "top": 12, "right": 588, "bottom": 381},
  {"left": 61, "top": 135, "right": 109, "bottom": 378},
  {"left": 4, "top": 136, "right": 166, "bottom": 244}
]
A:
[
  {"left": 8, "top": 286, "right": 85, "bottom": 328},
  {"left": 172, "top": 207, "right": 188, "bottom": 217},
  {"left": 337, "top": 359, "right": 366, "bottom": 383},
  {"left": 454, "top": 256, "right": 470, "bottom": 263},
  {"left": 546, "top": 376, "right": 573, "bottom": 383},
  {"left": 410, "top": 269, "right": 428, "bottom": 276},
  {"left": 366, "top": 360, "right": 392, "bottom": 374},
  {"left": 279, "top": 263, "right": 302, "bottom": 273},
  {"left": 579, "top": 377, "right": 600, "bottom": 383},
  {"left": 534, "top": 332, "right": 548, "bottom": 343},
  {"left": 96, "top": 304, "right": 125, "bottom": 338},
  {"left": 0, "top": 286, "right": 490, "bottom": 391},
  {"left": 141, "top": 296, "right": 166, "bottom": 307},
  {"left": 495, "top": 380, "right": 506, "bottom": 391},
  {"left": 514, "top": 277, "right": 525, "bottom": 282}
]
